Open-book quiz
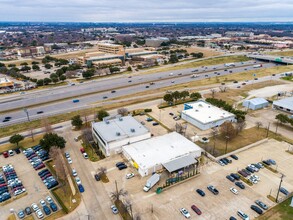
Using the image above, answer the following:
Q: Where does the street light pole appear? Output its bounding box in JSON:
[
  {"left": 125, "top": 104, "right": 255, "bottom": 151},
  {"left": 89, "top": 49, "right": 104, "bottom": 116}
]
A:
[
  {"left": 225, "top": 136, "right": 229, "bottom": 154},
  {"left": 23, "top": 108, "right": 30, "bottom": 122},
  {"left": 275, "top": 173, "right": 285, "bottom": 203}
]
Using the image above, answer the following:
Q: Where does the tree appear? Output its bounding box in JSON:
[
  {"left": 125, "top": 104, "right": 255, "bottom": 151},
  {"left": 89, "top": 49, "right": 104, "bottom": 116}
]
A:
[
  {"left": 255, "top": 121, "right": 263, "bottom": 129},
  {"left": 32, "top": 61, "right": 39, "bottom": 65},
  {"left": 32, "top": 64, "right": 40, "bottom": 71},
  {"left": 117, "top": 108, "right": 128, "bottom": 116},
  {"left": 42, "top": 118, "right": 53, "bottom": 133},
  {"left": 59, "top": 75, "right": 66, "bottom": 81},
  {"left": 190, "top": 92, "right": 202, "bottom": 100},
  {"left": 180, "top": 91, "right": 189, "bottom": 100},
  {"left": 97, "top": 109, "right": 109, "bottom": 121},
  {"left": 220, "top": 121, "right": 236, "bottom": 139},
  {"left": 36, "top": 79, "right": 44, "bottom": 86},
  {"left": 9, "top": 134, "right": 24, "bottom": 147},
  {"left": 40, "top": 133, "right": 66, "bottom": 151},
  {"left": 56, "top": 69, "right": 65, "bottom": 77},
  {"left": 50, "top": 73, "right": 58, "bottom": 79},
  {"left": 127, "top": 66, "right": 132, "bottom": 71},
  {"left": 210, "top": 89, "right": 217, "bottom": 98},
  {"left": 97, "top": 167, "right": 107, "bottom": 176},
  {"left": 219, "top": 86, "right": 228, "bottom": 93},
  {"left": 51, "top": 77, "right": 59, "bottom": 84},
  {"left": 172, "top": 91, "right": 180, "bottom": 101},
  {"left": 21, "top": 65, "right": 31, "bottom": 72},
  {"left": 20, "top": 62, "right": 28, "bottom": 66},
  {"left": 44, "top": 63, "right": 53, "bottom": 69},
  {"left": 8, "top": 64, "right": 16, "bottom": 68},
  {"left": 82, "top": 69, "right": 95, "bottom": 79},
  {"left": 169, "top": 54, "right": 178, "bottom": 63},
  {"left": 109, "top": 66, "right": 120, "bottom": 73},
  {"left": 275, "top": 114, "right": 289, "bottom": 124},
  {"left": 71, "top": 115, "right": 83, "bottom": 129},
  {"left": 163, "top": 93, "right": 173, "bottom": 104},
  {"left": 43, "top": 78, "right": 52, "bottom": 85},
  {"left": 235, "top": 118, "right": 246, "bottom": 135}
]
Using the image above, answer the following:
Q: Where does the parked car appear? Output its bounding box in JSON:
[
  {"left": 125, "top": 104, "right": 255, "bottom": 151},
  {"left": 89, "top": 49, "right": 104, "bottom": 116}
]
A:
[
  {"left": 255, "top": 200, "right": 268, "bottom": 210},
  {"left": 78, "top": 184, "right": 85, "bottom": 193},
  {"left": 268, "top": 159, "right": 276, "bottom": 165},
  {"left": 43, "top": 205, "right": 51, "bottom": 215},
  {"left": 280, "top": 187, "right": 289, "bottom": 196},
  {"left": 39, "top": 199, "right": 46, "bottom": 207},
  {"left": 82, "top": 153, "right": 88, "bottom": 159},
  {"left": 46, "top": 196, "right": 53, "bottom": 204},
  {"left": 31, "top": 203, "right": 39, "bottom": 212},
  {"left": 111, "top": 205, "right": 119, "bottom": 214},
  {"left": 191, "top": 205, "right": 202, "bottom": 215},
  {"left": 50, "top": 202, "right": 58, "bottom": 212},
  {"left": 64, "top": 152, "right": 70, "bottom": 158},
  {"left": 17, "top": 210, "right": 25, "bottom": 219},
  {"left": 226, "top": 175, "right": 235, "bottom": 182},
  {"left": 75, "top": 177, "right": 81, "bottom": 185},
  {"left": 230, "top": 173, "right": 241, "bottom": 180},
  {"left": 116, "top": 162, "right": 125, "bottom": 167},
  {"left": 230, "top": 187, "right": 239, "bottom": 195},
  {"left": 80, "top": 148, "right": 85, "bottom": 153},
  {"left": 126, "top": 173, "right": 135, "bottom": 179},
  {"left": 230, "top": 154, "right": 238, "bottom": 160},
  {"left": 237, "top": 210, "right": 249, "bottom": 220},
  {"left": 72, "top": 168, "right": 77, "bottom": 177},
  {"left": 251, "top": 205, "right": 263, "bottom": 215},
  {"left": 94, "top": 174, "right": 101, "bottom": 181},
  {"left": 235, "top": 181, "right": 245, "bottom": 189},
  {"left": 180, "top": 208, "right": 191, "bottom": 218},
  {"left": 207, "top": 185, "right": 219, "bottom": 195},
  {"left": 36, "top": 209, "right": 44, "bottom": 219},
  {"left": 118, "top": 164, "right": 127, "bottom": 170},
  {"left": 230, "top": 216, "right": 237, "bottom": 220},
  {"left": 67, "top": 157, "right": 72, "bottom": 164},
  {"left": 24, "top": 207, "right": 32, "bottom": 215},
  {"left": 196, "top": 189, "right": 205, "bottom": 197},
  {"left": 262, "top": 160, "right": 271, "bottom": 166}
]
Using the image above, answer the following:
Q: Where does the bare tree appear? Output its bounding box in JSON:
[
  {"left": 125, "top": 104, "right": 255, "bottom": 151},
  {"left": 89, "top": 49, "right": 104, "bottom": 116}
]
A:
[
  {"left": 219, "top": 86, "right": 228, "bottom": 93},
  {"left": 97, "top": 166, "right": 107, "bottom": 175},
  {"left": 82, "top": 126, "right": 94, "bottom": 144},
  {"left": 220, "top": 121, "right": 236, "bottom": 140},
  {"left": 210, "top": 128, "right": 218, "bottom": 155},
  {"left": 111, "top": 181, "right": 128, "bottom": 202},
  {"left": 235, "top": 118, "right": 246, "bottom": 135},
  {"left": 210, "top": 89, "right": 217, "bottom": 98},
  {"left": 255, "top": 121, "right": 263, "bottom": 129},
  {"left": 117, "top": 108, "right": 128, "bottom": 116},
  {"left": 175, "top": 123, "right": 186, "bottom": 135},
  {"left": 42, "top": 118, "right": 53, "bottom": 134}
]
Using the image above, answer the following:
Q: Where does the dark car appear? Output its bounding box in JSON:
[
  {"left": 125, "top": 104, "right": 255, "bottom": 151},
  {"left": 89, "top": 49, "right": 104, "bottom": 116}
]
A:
[
  {"left": 226, "top": 175, "right": 235, "bottom": 182},
  {"left": 2, "top": 119, "right": 10, "bottom": 122},
  {"left": 94, "top": 174, "right": 101, "bottom": 181},
  {"left": 14, "top": 148, "right": 21, "bottom": 154},
  {"left": 43, "top": 205, "right": 51, "bottom": 215},
  {"left": 251, "top": 205, "right": 263, "bottom": 215},
  {"left": 254, "top": 78, "right": 258, "bottom": 80},
  {"left": 37, "top": 111, "right": 44, "bottom": 114},
  {"left": 230, "top": 217, "right": 237, "bottom": 220},
  {"left": 253, "top": 163, "right": 262, "bottom": 169},
  {"left": 230, "top": 154, "right": 238, "bottom": 160},
  {"left": 255, "top": 200, "right": 268, "bottom": 210},
  {"left": 235, "top": 181, "right": 245, "bottom": 189},
  {"left": 233, "top": 81, "right": 238, "bottom": 83},
  {"left": 50, "top": 202, "right": 58, "bottom": 212},
  {"left": 280, "top": 187, "right": 289, "bottom": 196},
  {"left": 118, "top": 164, "right": 128, "bottom": 170},
  {"left": 196, "top": 189, "right": 205, "bottom": 197},
  {"left": 5, "top": 116, "right": 12, "bottom": 120},
  {"left": 262, "top": 160, "right": 271, "bottom": 166},
  {"left": 246, "top": 167, "right": 254, "bottom": 173},
  {"left": 268, "top": 159, "right": 276, "bottom": 165},
  {"left": 145, "top": 86, "right": 149, "bottom": 88},
  {"left": 152, "top": 122, "right": 159, "bottom": 126},
  {"left": 116, "top": 162, "right": 125, "bottom": 167},
  {"left": 111, "top": 90, "right": 116, "bottom": 93},
  {"left": 17, "top": 210, "right": 25, "bottom": 219},
  {"left": 230, "top": 173, "right": 241, "bottom": 180},
  {"left": 191, "top": 205, "right": 202, "bottom": 215},
  {"left": 103, "top": 96, "right": 108, "bottom": 99},
  {"left": 78, "top": 184, "right": 85, "bottom": 193},
  {"left": 207, "top": 185, "right": 219, "bottom": 195},
  {"left": 25, "top": 207, "right": 32, "bottom": 215},
  {"left": 238, "top": 170, "right": 248, "bottom": 177}
]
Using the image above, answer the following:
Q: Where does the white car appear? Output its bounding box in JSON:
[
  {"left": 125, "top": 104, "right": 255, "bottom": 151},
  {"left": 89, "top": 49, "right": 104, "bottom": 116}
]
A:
[
  {"left": 83, "top": 153, "right": 88, "bottom": 159},
  {"left": 180, "top": 208, "right": 191, "bottom": 218},
  {"left": 36, "top": 209, "right": 44, "bottom": 219},
  {"left": 14, "top": 189, "right": 25, "bottom": 196},
  {"left": 67, "top": 157, "right": 73, "bottom": 164},
  {"left": 39, "top": 199, "right": 46, "bottom": 207},
  {"left": 72, "top": 168, "right": 77, "bottom": 177},
  {"left": 46, "top": 196, "right": 53, "bottom": 204},
  {"left": 230, "top": 187, "right": 239, "bottom": 195},
  {"left": 126, "top": 173, "right": 135, "bottom": 179},
  {"left": 111, "top": 205, "right": 119, "bottom": 214},
  {"left": 252, "top": 174, "right": 260, "bottom": 181},
  {"left": 249, "top": 176, "right": 258, "bottom": 184},
  {"left": 31, "top": 203, "right": 39, "bottom": 212},
  {"left": 75, "top": 177, "right": 82, "bottom": 185}
]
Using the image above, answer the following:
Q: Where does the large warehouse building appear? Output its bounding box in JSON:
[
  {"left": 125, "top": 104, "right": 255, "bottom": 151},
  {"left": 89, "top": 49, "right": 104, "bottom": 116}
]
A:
[
  {"left": 92, "top": 116, "right": 151, "bottom": 156},
  {"left": 273, "top": 97, "right": 293, "bottom": 114},
  {"left": 122, "top": 132, "right": 202, "bottom": 177},
  {"left": 181, "top": 100, "right": 236, "bottom": 130},
  {"left": 243, "top": 98, "right": 269, "bottom": 110}
]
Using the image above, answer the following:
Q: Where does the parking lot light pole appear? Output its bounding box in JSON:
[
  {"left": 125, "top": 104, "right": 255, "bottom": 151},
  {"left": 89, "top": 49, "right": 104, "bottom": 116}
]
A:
[{"left": 275, "top": 173, "right": 285, "bottom": 203}]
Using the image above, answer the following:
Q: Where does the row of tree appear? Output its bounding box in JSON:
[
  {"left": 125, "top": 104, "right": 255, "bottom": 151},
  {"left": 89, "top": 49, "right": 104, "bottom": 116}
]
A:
[
  {"left": 163, "top": 91, "right": 202, "bottom": 104},
  {"left": 275, "top": 113, "right": 293, "bottom": 127},
  {"left": 205, "top": 98, "right": 247, "bottom": 120}
]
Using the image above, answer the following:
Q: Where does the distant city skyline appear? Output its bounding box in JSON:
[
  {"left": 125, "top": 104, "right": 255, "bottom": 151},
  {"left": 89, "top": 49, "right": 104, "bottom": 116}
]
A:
[{"left": 0, "top": 0, "right": 293, "bottom": 22}]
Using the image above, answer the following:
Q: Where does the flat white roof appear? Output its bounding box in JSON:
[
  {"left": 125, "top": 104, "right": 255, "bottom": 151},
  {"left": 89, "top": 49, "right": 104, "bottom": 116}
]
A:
[
  {"left": 273, "top": 97, "right": 293, "bottom": 110},
  {"left": 92, "top": 116, "right": 149, "bottom": 143},
  {"left": 182, "top": 100, "right": 235, "bottom": 124},
  {"left": 122, "top": 132, "right": 202, "bottom": 170}
]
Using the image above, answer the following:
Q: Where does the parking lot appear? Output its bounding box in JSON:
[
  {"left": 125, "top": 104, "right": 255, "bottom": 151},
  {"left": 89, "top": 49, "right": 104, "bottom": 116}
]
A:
[
  {"left": 95, "top": 139, "right": 293, "bottom": 220},
  {"left": 0, "top": 149, "right": 59, "bottom": 219}
]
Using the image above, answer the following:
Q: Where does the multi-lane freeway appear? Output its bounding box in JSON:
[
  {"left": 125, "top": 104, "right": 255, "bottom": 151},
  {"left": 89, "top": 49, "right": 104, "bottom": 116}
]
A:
[{"left": 0, "top": 60, "right": 278, "bottom": 126}]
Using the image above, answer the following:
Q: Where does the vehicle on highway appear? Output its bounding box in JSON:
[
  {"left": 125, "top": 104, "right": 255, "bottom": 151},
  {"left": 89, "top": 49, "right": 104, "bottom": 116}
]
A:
[
  {"left": 2, "top": 119, "right": 10, "bottom": 122},
  {"left": 145, "top": 85, "right": 149, "bottom": 88},
  {"left": 255, "top": 200, "right": 268, "bottom": 210},
  {"left": 207, "top": 185, "right": 219, "bottom": 195},
  {"left": 72, "top": 99, "right": 79, "bottom": 103},
  {"left": 111, "top": 205, "right": 119, "bottom": 214},
  {"left": 126, "top": 173, "right": 135, "bottom": 179},
  {"left": 237, "top": 210, "right": 249, "bottom": 220},
  {"left": 180, "top": 208, "right": 191, "bottom": 218},
  {"left": 103, "top": 96, "right": 108, "bottom": 99},
  {"left": 230, "top": 187, "right": 239, "bottom": 195},
  {"left": 196, "top": 189, "right": 205, "bottom": 197},
  {"left": 235, "top": 181, "right": 245, "bottom": 189},
  {"left": 111, "top": 90, "right": 116, "bottom": 93},
  {"left": 250, "top": 205, "right": 263, "bottom": 214},
  {"left": 37, "top": 111, "right": 44, "bottom": 114},
  {"left": 171, "top": 81, "right": 175, "bottom": 83},
  {"left": 191, "top": 205, "right": 202, "bottom": 215},
  {"left": 128, "top": 80, "right": 132, "bottom": 83}
]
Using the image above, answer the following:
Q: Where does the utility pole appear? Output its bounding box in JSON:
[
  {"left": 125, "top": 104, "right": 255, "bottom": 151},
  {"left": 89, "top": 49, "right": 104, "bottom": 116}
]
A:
[
  {"left": 266, "top": 122, "right": 270, "bottom": 138},
  {"left": 23, "top": 108, "right": 30, "bottom": 122},
  {"left": 275, "top": 173, "right": 285, "bottom": 203},
  {"left": 225, "top": 136, "right": 229, "bottom": 154}
]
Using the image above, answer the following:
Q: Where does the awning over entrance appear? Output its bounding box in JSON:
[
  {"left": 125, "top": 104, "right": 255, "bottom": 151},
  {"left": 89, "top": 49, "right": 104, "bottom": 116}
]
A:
[{"left": 162, "top": 155, "right": 197, "bottom": 173}]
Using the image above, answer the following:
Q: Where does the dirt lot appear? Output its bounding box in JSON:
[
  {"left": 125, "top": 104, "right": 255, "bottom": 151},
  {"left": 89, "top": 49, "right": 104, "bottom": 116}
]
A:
[
  {"left": 95, "top": 139, "right": 293, "bottom": 220},
  {"left": 0, "top": 152, "right": 58, "bottom": 219}
]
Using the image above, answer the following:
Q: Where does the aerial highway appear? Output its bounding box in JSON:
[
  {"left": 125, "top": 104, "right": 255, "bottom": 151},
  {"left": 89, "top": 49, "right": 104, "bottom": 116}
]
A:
[{"left": 0, "top": 60, "right": 278, "bottom": 126}]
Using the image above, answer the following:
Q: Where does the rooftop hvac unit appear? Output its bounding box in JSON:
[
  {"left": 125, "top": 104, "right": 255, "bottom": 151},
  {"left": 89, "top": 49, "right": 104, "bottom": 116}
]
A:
[
  {"left": 130, "top": 128, "right": 135, "bottom": 133},
  {"left": 116, "top": 132, "right": 121, "bottom": 136},
  {"left": 105, "top": 120, "right": 110, "bottom": 124},
  {"left": 119, "top": 117, "right": 123, "bottom": 121}
]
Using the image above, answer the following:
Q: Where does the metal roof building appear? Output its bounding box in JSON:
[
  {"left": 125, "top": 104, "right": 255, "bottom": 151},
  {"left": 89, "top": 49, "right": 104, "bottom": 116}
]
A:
[
  {"left": 92, "top": 116, "right": 151, "bottom": 156},
  {"left": 273, "top": 97, "right": 293, "bottom": 114},
  {"left": 122, "top": 132, "right": 202, "bottom": 177},
  {"left": 243, "top": 98, "right": 269, "bottom": 110}
]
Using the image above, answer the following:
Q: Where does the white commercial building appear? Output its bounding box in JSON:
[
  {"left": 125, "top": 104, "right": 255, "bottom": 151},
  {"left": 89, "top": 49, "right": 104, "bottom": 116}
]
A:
[
  {"left": 92, "top": 116, "right": 151, "bottom": 156},
  {"left": 122, "top": 132, "right": 202, "bottom": 177},
  {"left": 243, "top": 98, "right": 269, "bottom": 110},
  {"left": 273, "top": 97, "right": 293, "bottom": 114},
  {"left": 181, "top": 100, "right": 236, "bottom": 130}
]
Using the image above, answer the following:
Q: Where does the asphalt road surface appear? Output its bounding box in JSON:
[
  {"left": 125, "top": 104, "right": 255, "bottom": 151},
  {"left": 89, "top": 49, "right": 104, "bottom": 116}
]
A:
[{"left": 0, "top": 60, "right": 278, "bottom": 126}]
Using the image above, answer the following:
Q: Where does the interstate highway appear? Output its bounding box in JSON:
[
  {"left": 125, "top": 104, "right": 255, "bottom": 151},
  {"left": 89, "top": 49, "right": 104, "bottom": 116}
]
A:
[{"left": 0, "top": 60, "right": 277, "bottom": 126}]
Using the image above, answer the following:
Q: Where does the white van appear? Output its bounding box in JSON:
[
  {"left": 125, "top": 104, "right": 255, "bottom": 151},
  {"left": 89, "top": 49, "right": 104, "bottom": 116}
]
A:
[{"left": 237, "top": 210, "right": 249, "bottom": 220}]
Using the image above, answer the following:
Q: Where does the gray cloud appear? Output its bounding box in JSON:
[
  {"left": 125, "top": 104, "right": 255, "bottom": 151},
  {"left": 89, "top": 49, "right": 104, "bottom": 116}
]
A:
[{"left": 0, "top": 0, "right": 293, "bottom": 22}]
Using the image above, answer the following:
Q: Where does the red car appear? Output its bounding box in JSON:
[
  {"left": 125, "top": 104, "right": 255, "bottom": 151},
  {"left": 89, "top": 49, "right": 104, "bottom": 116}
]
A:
[
  {"left": 80, "top": 148, "right": 85, "bottom": 153},
  {"left": 3, "top": 151, "right": 9, "bottom": 158},
  {"left": 191, "top": 205, "right": 202, "bottom": 215}
]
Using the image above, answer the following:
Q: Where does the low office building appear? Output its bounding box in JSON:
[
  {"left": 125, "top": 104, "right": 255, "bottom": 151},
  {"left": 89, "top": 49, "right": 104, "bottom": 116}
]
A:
[
  {"left": 0, "top": 77, "right": 14, "bottom": 89},
  {"left": 273, "top": 97, "right": 293, "bottom": 114},
  {"left": 145, "top": 37, "right": 169, "bottom": 47},
  {"left": 92, "top": 116, "right": 151, "bottom": 157},
  {"left": 181, "top": 100, "right": 236, "bottom": 130},
  {"left": 243, "top": 98, "right": 269, "bottom": 110},
  {"left": 122, "top": 132, "right": 202, "bottom": 177}
]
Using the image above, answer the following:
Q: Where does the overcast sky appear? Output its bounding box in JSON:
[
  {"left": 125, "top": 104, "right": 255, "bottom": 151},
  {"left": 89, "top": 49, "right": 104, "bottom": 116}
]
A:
[{"left": 0, "top": 0, "right": 293, "bottom": 22}]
